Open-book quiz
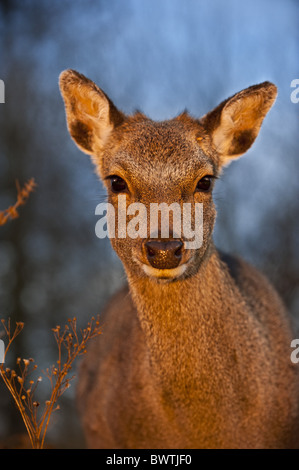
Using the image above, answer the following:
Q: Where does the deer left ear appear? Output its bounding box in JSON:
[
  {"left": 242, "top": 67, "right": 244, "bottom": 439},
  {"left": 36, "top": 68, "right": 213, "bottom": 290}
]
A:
[
  {"left": 200, "top": 82, "right": 277, "bottom": 166},
  {"left": 59, "top": 69, "right": 124, "bottom": 156}
]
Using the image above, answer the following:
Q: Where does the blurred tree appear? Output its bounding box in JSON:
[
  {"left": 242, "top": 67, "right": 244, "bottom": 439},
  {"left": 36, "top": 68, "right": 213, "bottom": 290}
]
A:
[{"left": 0, "top": 1, "right": 123, "bottom": 446}]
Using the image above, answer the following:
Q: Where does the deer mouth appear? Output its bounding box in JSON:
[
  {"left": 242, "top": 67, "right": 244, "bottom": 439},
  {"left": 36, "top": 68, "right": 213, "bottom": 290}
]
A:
[{"left": 137, "top": 260, "right": 188, "bottom": 281}]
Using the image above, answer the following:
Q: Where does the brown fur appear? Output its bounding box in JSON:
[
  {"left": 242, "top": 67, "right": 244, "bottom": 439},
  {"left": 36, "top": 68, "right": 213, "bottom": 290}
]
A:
[{"left": 59, "top": 70, "right": 299, "bottom": 448}]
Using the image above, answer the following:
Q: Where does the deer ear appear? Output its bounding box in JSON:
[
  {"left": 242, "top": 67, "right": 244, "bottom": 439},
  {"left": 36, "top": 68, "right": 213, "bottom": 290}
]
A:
[
  {"left": 59, "top": 69, "right": 124, "bottom": 155},
  {"left": 200, "top": 82, "right": 277, "bottom": 166}
]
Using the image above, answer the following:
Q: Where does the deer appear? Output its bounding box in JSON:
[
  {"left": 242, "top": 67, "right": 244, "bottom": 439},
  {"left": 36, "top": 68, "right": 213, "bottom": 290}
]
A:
[{"left": 59, "top": 70, "right": 299, "bottom": 449}]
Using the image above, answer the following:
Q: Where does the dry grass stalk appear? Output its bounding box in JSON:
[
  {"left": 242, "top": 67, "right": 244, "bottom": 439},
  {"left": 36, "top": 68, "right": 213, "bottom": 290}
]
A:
[
  {"left": 0, "top": 317, "right": 101, "bottom": 448},
  {"left": 0, "top": 178, "right": 36, "bottom": 226}
]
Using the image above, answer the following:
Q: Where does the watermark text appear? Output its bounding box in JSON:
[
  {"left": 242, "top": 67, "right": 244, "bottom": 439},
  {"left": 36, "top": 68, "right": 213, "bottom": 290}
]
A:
[
  {"left": 0, "top": 80, "right": 4, "bottom": 103},
  {"left": 0, "top": 339, "right": 4, "bottom": 363},
  {"left": 95, "top": 196, "right": 203, "bottom": 249},
  {"left": 290, "top": 79, "right": 299, "bottom": 103},
  {"left": 290, "top": 339, "right": 299, "bottom": 363}
]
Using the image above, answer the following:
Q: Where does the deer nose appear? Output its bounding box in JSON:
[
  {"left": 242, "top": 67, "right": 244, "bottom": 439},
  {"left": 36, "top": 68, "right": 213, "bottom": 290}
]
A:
[{"left": 144, "top": 240, "right": 183, "bottom": 269}]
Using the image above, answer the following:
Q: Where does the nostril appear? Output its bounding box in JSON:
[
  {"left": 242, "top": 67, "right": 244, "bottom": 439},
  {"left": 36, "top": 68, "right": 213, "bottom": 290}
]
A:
[
  {"left": 145, "top": 241, "right": 161, "bottom": 258},
  {"left": 174, "top": 244, "right": 183, "bottom": 258},
  {"left": 147, "top": 246, "right": 155, "bottom": 258}
]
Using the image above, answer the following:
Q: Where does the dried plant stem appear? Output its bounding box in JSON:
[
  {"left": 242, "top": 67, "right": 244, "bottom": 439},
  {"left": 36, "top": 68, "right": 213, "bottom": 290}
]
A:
[
  {"left": 0, "top": 320, "right": 37, "bottom": 447},
  {"left": 0, "top": 178, "right": 36, "bottom": 226},
  {"left": 0, "top": 317, "right": 101, "bottom": 449},
  {"left": 1, "top": 368, "right": 36, "bottom": 447}
]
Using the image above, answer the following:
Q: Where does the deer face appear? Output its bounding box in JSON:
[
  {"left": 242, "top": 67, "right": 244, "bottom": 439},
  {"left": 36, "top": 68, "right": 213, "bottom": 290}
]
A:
[
  {"left": 99, "top": 116, "right": 218, "bottom": 281},
  {"left": 60, "top": 70, "right": 277, "bottom": 281}
]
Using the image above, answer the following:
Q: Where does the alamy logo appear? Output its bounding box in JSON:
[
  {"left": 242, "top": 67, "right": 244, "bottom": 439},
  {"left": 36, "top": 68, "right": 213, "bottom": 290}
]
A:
[
  {"left": 0, "top": 80, "right": 4, "bottom": 103},
  {"left": 95, "top": 195, "right": 203, "bottom": 249},
  {"left": 290, "top": 339, "right": 299, "bottom": 364},
  {"left": 0, "top": 339, "right": 4, "bottom": 363},
  {"left": 290, "top": 79, "right": 299, "bottom": 103}
]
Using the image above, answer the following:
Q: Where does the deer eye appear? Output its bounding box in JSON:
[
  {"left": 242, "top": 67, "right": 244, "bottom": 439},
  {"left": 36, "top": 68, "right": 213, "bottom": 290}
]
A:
[
  {"left": 196, "top": 175, "right": 213, "bottom": 192},
  {"left": 109, "top": 175, "right": 128, "bottom": 193}
]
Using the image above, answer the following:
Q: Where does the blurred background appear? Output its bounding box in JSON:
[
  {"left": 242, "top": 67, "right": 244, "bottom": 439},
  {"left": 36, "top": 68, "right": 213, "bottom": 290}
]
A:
[{"left": 0, "top": 0, "right": 298, "bottom": 448}]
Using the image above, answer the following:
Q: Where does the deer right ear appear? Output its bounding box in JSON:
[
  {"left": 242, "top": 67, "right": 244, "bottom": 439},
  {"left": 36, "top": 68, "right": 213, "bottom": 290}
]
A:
[
  {"left": 59, "top": 69, "right": 124, "bottom": 156},
  {"left": 200, "top": 82, "right": 277, "bottom": 166}
]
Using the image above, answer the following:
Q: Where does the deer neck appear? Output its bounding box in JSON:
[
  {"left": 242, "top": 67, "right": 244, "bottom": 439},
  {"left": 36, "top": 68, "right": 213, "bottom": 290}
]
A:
[{"left": 126, "top": 245, "right": 236, "bottom": 393}]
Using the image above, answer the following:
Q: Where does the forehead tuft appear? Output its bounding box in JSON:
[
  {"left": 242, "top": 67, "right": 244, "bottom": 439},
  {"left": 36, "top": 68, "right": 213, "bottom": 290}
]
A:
[{"left": 115, "top": 116, "right": 205, "bottom": 161}]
